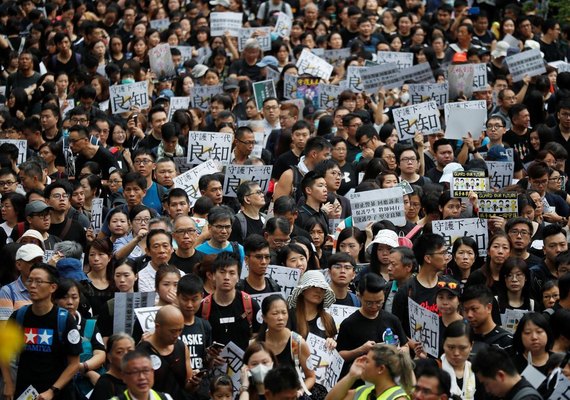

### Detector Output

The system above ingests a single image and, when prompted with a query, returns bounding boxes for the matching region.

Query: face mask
[270,32,279,42]
[249,363,273,384]
[400,92,410,104]
[122,78,135,84]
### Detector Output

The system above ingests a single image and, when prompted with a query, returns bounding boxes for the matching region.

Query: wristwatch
[50,386,61,397]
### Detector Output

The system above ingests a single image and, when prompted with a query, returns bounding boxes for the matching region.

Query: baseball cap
[256,55,278,68]
[191,64,208,79]
[25,201,53,217]
[15,244,44,262]
[439,162,464,184]
[436,277,461,297]
[491,41,509,58]
[223,77,239,91]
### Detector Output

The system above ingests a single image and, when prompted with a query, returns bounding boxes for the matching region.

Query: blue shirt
[196,241,245,265]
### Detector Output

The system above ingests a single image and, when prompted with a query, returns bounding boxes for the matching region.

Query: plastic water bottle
[383,328,398,345]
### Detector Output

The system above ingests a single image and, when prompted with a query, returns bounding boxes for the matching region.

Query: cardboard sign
[90,198,104,234]
[296,49,333,80]
[189,84,223,111]
[222,165,272,197]
[149,43,176,79]
[432,218,488,258]
[253,79,277,110]
[360,63,402,92]
[149,18,169,31]
[444,100,487,125]
[398,63,435,83]
[346,66,364,92]
[348,187,406,228]
[113,292,156,334]
[134,306,160,333]
[274,12,292,38]
[238,27,272,51]
[487,161,515,189]
[451,171,488,197]
[376,51,414,69]
[478,192,518,219]
[0,139,27,164]
[296,76,320,107]
[186,132,233,165]
[173,45,193,62]
[318,83,342,110]
[216,341,245,396]
[393,101,441,140]
[210,12,243,37]
[283,74,298,99]
[306,333,345,391]
[323,48,351,66]
[167,96,191,121]
[448,64,475,99]
[409,83,448,109]
[325,304,359,330]
[506,48,546,82]
[408,298,439,358]
[109,81,150,114]
[472,63,488,92]
[173,159,220,206]
[445,107,487,139]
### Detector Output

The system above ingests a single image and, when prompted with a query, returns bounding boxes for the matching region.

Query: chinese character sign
[0,139,27,164]
[487,161,515,190]
[318,83,342,110]
[110,81,150,114]
[253,79,277,110]
[451,171,488,198]
[187,132,233,165]
[360,63,402,93]
[283,74,298,99]
[376,51,414,69]
[323,48,351,66]
[274,12,292,38]
[172,45,193,62]
[113,292,156,335]
[398,63,435,83]
[134,306,160,333]
[90,198,104,234]
[448,64,475,100]
[296,77,320,107]
[296,49,333,80]
[223,165,273,197]
[408,298,440,358]
[409,83,449,109]
[265,265,301,297]
[506,49,546,82]
[432,218,488,258]
[392,101,441,140]
[348,188,406,229]
[346,66,364,92]
[472,63,488,91]
[209,12,243,37]
[478,192,518,219]
[325,304,359,330]
[190,84,223,111]
[173,159,220,206]
[238,27,272,51]
[149,18,169,31]
[167,97,191,121]
[306,333,345,391]
[149,43,176,80]
[444,100,487,125]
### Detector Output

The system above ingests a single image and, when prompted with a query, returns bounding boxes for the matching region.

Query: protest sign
[448,64,475,99]
[149,18,169,31]
[487,161,515,189]
[210,12,243,36]
[0,139,27,164]
[266,265,301,297]
[445,107,487,139]
[186,132,233,165]
[109,81,149,114]
[478,192,518,219]
[409,83,448,109]
[506,48,547,82]
[90,198,104,234]
[408,298,439,358]
[392,101,441,140]
[296,49,333,80]
[216,342,245,397]
[397,180,414,195]
[306,333,345,391]
[547,370,570,400]
[503,308,529,333]
[432,218,488,258]
[360,63,402,92]
[134,306,160,333]
[190,84,223,111]
[266,67,280,84]
[238,27,272,51]
[348,187,406,228]
[346,66,364,92]
[167,96,191,121]
[398,62,435,83]
[222,165,273,197]
[172,157,193,174]
[444,100,487,125]
[451,171,488,197]
[472,63,488,91]
[60,98,75,117]
[376,51,414,69]
[173,160,220,206]
[195,47,212,64]
[173,45,193,62]
[113,292,156,334]
[503,33,520,48]
[274,12,292,38]
[549,61,570,73]
[297,76,320,106]
[318,83,342,109]
[326,304,359,330]
[149,43,176,79]
[283,74,298,99]
[253,79,277,110]
[16,386,39,400]
[323,48,351,66]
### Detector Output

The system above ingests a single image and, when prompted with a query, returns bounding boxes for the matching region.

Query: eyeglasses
[123,369,153,376]
[359,138,372,149]
[251,254,271,260]
[509,229,530,237]
[246,190,264,196]
[212,224,232,231]
[271,238,290,245]
[0,180,16,186]
[363,300,384,307]
[331,264,354,270]
[50,193,69,199]
[70,117,88,124]
[31,212,50,219]
[401,157,417,163]
[328,170,342,177]
[437,281,458,290]
[559,112,570,119]
[69,137,86,144]
[25,279,53,286]
[237,139,256,146]
[532,179,548,186]
[174,228,197,235]
[486,124,504,130]
[412,386,440,397]
[109,180,123,184]
[429,249,450,257]
[549,176,562,182]
[133,217,151,223]
[507,273,525,281]
[134,159,153,165]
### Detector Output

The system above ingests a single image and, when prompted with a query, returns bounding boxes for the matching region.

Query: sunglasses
[437,281,458,290]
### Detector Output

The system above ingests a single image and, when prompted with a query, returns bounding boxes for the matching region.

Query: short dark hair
[207,205,235,225]
[273,196,297,215]
[264,365,301,394]
[301,171,325,196]
[413,233,446,266]
[244,234,269,255]
[44,180,72,198]
[30,263,59,286]
[177,273,204,296]
[145,229,172,249]
[121,350,151,371]
[461,284,493,304]
[212,252,239,273]
[263,217,290,235]
[513,312,552,355]
[305,136,332,155]
[472,346,518,378]
[432,139,453,153]
[414,366,452,397]
[236,181,260,205]
[198,174,222,192]
[504,217,532,234]
[357,272,385,295]
[527,161,549,179]
[327,252,356,268]
[123,172,147,190]
[166,188,189,205]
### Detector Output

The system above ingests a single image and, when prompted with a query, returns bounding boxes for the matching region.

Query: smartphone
[132,114,138,124]
[468,6,480,15]
[195,370,208,378]
[209,341,225,350]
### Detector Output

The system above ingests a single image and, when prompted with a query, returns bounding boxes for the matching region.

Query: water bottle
[383,328,398,345]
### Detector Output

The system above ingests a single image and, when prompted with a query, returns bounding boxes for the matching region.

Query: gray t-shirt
[256,0,293,22]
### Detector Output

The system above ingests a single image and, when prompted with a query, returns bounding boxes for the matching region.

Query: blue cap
[256,56,278,68]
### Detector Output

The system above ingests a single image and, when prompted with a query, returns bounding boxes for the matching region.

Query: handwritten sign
[172,45,193,62]
[296,49,333,80]
[149,43,176,79]
[173,160,220,206]
[113,292,156,335]
[0,139,27,164]
[445,107,487,139]
[444,100,486,125]
[90,198,104,234]
[376,51,414,69]
[409,83,448,109]
[398,63,434,83]
[134,306,160,333]
[210,12,243,37]
[190,84,223,111]
[325,304,359,330]
[306,333,345,391]
[242,265,301,298]
[318,83,342,110]
[478,192,518,219]
[238,27,272,51]
[109,81,149,114]
[186,132,233,165]
[487,161,515,189]
[472,63,488,91]
[274,12,292,38]
[283,74,298,99]
[448,64,475,99]
[346,66,364,92]
[222,164,272,197]
[393,101,441,140]
[167,96,191,121]
[408,298,439,358]
[253,79,277,110]
[360,63,402,92]
[348,187,406,228]
[149,18,170,31]
[451,171,488,197]
[216,341,245,396]
[432,218,488,258]
[323,48,351,66]
[506,49,546,82]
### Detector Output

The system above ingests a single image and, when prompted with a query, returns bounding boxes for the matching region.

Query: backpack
[235,211,267,241]
[263,1,286,25]
[290,165,305,203]
[15,305,68,343]
[511,386,541,400]
[201,291,253,329]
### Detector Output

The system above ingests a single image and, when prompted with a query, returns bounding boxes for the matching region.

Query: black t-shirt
[273,150,300,179]
[82,281,115,318]
[180,317,212,370]
[334,292,359,306]
[229,59,262,82]
[471,325,513,356]
[169,250,205,274]
[48,217,87,249]
[229,213,265,242]
[198,291,261,351]
[425,167,443,184]
[503,130,531,163]
[10,306,83,397]
[74,146,119,180]
[138,133,161,151]
[392,276,439,338]
[338,162,357,195]
[237,277,282,295]
[90,373,126,400]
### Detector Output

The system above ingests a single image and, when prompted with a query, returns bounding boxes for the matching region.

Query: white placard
[549,61,570,73]
[60,98,75,118]
[408,298,439,358]
[323,48,351,66]
[393,101,441,140]
[149,18,170,31]
[0,139,27,164]
[346,66,364,92]
[16,385,39,400]
[472,63,488,91]
[283,74,298,99]
[432,218,488,258]
[325,304,359,330]
[317,83,342,109]
[90,198,104,234]
[450,171,488,198]
[448,64,474,99]
[113,292,156,334]
[360,63,402,92]
[445,107,487,139]
[109,81,150,114]
[502,308,529,333]
[487,161,515,189]
[398,62,435,83]
[348,187,406,228]
[296,49,333,80]
[186,131,233,165]
[222,164,273,197]
[210,12,243,37]
[521,362,546,389]
[376,51,414,69]
[217,341,245,396]
[173,45,193,62]
[238,27,272,51]
[189,84,223,111]
[409,83,448,109]
[506,48,546,82]
[503,33,520,48]
[173,159,221,206]
[443,100,487,125]
[266,67,280,84]
[306,333,345,391]
[238,265,301,297]
[134,306,160,333]
[274,12,292,38]
[167,96,191,121]
[548,370,570,400]
[149,43,176,79]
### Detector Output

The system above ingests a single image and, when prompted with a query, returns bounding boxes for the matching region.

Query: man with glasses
[133,148,167,215]
[355,124,382,160]
[384,247,416,313]
[411,366,452,400]
[2,263,82,400]
[232,126,256,165]
[491,88,517,130]
[327,253,359,306]
[0,168,21,198]
[263,217,292,263]
[530,224,568,300]
[45,181,86,248]
[505,217,542,268]
[528,161,569,223]
[70,125,118,181]
[170,215,204,273]
[398,146,431,187]
[231,181,266,242]
[261,97,281,134]
[237,235,281,294]
[196,206,245,265]
[504,104,532,162]
[13,201,61,249]
[337,273,408,377]
[342,114,363,163]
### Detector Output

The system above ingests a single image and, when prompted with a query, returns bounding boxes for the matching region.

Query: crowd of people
[0,0,569,398]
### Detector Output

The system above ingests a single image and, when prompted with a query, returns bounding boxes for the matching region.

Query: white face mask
[400,92,410,104]
[249,363,273,384]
